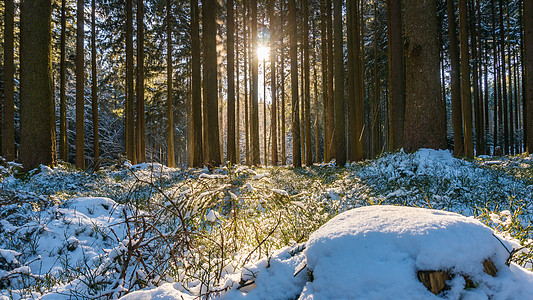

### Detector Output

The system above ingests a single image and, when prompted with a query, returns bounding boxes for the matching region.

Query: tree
[333,0,345,166]
[386,0,405,152]
[59,0,68,161]
[403,0,446,151]
[525,0,533,152]
[325,0,334,160]
[136,0,146,162]
[3,0,14,161]
[347,0,363,162]
[320,0,328,162]
[269,0,278,165]
[202,0,221,166]
[289,0,301,167]
[19,0,57,170]
[126,0,136,164]
[191,0,203,167]
[303,0,312,165]
[251,0,260,165]
[76,0,85,169]
[446,0,464,156]
[167,0,175,167]
[227,0,237,164]
[459,0,474,157]
[92,0,99,170]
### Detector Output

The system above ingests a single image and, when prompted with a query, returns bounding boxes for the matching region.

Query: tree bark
[525,0,533,152]
[76,0,85,169]
[191,0,203,167]
[403,0,446,152]
[59,0,68,162]
[202,0,221,166]
[250,0,260,165]
[136,0,146,162]
[459,0,474,157]
[3,0,14,161]
[269,0,278,166]
[227,0,237,164]
[126,0,136,164]
[20,0,57,170]
[92,0,99,170]
[289,0,301,167]
[326,0,335,160]
[167,0,175,167]
[303,0,312,165]
[333,0,345,166]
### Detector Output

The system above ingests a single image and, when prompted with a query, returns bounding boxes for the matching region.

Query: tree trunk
[269,0,278,166]
[469,0,482,156]
[302,0,312,166]
[326,0,335,160]
[3,0,14,161]
[136,0,146,162]
[372,1,379,158]
[20,0,57,170]
[250,0,260,165]
[191,0,203,167]
[227,0,237,164]
[386,0,405,153]
[403,0,446,151]
[280,0,286,165]
[289,0,301,167]
[321,0,328,162]
[91,0,99,170]
[446,0,464,156]
[459,0,474,157]
[244,2,250,165]
[126,0,136,164]
[202,0,221,166]
[167,0,175,167]
[333,0,345,166]
[525,0,533,152]
[59,0,68,162]
[76,0,85,169]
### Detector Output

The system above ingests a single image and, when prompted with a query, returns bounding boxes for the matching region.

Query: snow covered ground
[0,149,532,299]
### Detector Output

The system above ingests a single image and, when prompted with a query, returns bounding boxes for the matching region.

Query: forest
[2,0,533,299]
[0,0,531,170]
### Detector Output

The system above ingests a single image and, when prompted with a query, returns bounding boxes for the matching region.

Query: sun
[257,45,270,61]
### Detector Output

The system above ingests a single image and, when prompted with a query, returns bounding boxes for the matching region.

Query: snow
[120,206,533,300]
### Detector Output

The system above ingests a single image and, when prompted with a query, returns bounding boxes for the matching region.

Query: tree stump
[417,270,450,295]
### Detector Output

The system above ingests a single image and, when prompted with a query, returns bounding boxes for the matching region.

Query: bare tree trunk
[227,0,237,164]
[3,0,15,161]
[244,2,250,165]
[280,0,287,165]
[167,0,175,167]
[289,0,301,167]
[20,0,57,170]
[269,0,278,165]
[76,0,85,169]
[459,0,474,157]
[326,0,335,160]
[251,0,260,165]
[333,0,345,166]
[191,0,203,167]
[91,0,99,170]
[403,0,446,152]
[59,0,68,162]
[126,0,136,164]
[136,0,146,162]
[525,0,533,152]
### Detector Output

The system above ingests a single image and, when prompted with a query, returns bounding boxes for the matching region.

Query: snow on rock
[299,205,533,299]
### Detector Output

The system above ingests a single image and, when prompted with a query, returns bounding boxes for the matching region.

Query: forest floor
[0,149,533,299]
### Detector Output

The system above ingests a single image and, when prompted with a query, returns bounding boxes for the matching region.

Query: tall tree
[459,0,474,157]
[227,0,237,164]
[126,0,136,164]
[19,0,57,170]
[386,0,405,152]
[76,0,85,169]
[167,0,175,167]
[321,0,328,162]
[289,0,301,167]
[269,0,278,165]
[403,0,446,151]
[191,0,203,167]
[59,0,68,161]
[333,0,345,166]
[251,0,260,165]
[91,0,99,170]
[280,0,286,165]
[303,0,312,165]
[525,0,533,152]
[136,0,146,162]
[202,0,221,166]
[325,0,335,160]
[3,0,15,161]
[446,0,464,156]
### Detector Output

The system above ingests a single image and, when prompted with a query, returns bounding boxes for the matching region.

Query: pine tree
[333,0,345,166]
[76,0,85,169]
[3,0,15,161]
